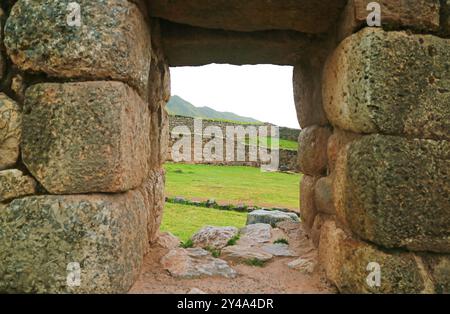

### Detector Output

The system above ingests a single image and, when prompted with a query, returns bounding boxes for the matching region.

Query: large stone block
[149,106,169,170]
[297,126,331,176]
[314,176,335,215]
[319,221,437,293]
[323,28,450,140]
[300,175,318,230]
[149,0,347,34]
[161,21,323,66]
[139,168,165,244]
[444,0,450,35]
[327,128,362,173]
[0,169,37,202]
[337,0,441,42]
[5,0,151,98]
[334,134,450,253]
[293,60,328,128]
[22,82,150,194]
[0,8,5,82]
[422,254,450,294]
[0,190,148,293]
[0,93,21,170]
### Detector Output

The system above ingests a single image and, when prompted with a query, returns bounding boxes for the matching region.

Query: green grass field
[160,202,248,242]
[244,136,298,151]
[165,163,301,209]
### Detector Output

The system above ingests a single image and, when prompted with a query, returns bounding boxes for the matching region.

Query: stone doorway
[0,1,448,294]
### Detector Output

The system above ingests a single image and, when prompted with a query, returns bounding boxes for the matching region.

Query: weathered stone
[293,60,328,128]
[139,169,166,244]
[5,0,151,98]
[314,177,335,215]
[191,226,239,250]
[22,82,150,194]
[310,214,328,248]
[149,0,347,34]
[149,106,169,169]
[0,93,21,170]
[300,175,318,230]
[323,28,450,140]
[221,245,273,263]
[0,169,37,202]
[0,8,4,82]
[161,248,237,279]
[261,244,297,257]
[327,128,362,173]
[444,1,450,35]
[0,191,148,293]
[287,257,317,274]
[161,21,324,66]
[240,223,272,244]
[155,232,181,250]
[334,134,450,253]
[188,288,206,294]
[247,210,299,227]
[337,0,441,42]
[422,255,450,293]
[319,221,434,293]
[298,126,331,176]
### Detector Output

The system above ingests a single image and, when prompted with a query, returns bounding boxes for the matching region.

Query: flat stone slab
[221,245,273,263]
[240,223,272,243]
[261,244,297,257]
[161,248,237,279]
[247,210,299,227]
[192,226,239,249]
[287,257,316,275]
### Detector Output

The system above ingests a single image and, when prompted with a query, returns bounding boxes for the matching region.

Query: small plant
[244,258,266,267]
[180,239,194,248]
[226,234,240,246]
[205,246,221,258]
[274,238,289,245]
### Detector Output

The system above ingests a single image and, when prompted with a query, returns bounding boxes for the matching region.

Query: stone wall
[296,0,449,293]
[0,0,448,294]
[168,115,299,171]
[0,0,169,293]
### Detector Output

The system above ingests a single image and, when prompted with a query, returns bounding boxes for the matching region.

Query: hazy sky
[170,64,299,129]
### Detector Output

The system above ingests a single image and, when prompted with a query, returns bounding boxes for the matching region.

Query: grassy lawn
[160,202,247,242]
[165,163,301,210]
[244,136,298,151]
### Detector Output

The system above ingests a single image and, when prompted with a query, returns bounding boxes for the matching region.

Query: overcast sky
[170,64,299,129]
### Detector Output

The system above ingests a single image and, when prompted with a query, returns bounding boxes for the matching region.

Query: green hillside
[167,95,261,124]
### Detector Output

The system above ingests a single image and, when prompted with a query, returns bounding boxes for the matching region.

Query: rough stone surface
[319,221,434,293]
[445,1,450,35]
[327,128,362,172]
[298,126,331,176]
[334,134,450,253]
[0,93,21,170]
[22,82,150,194]
[161,21,324,66]
[191,226,239,250]
[0,191,148,293]
[261,244,297,257]
[422,255,450,293]
[287,257,316,274]
[310,214,330,248]
[161,248,237,279]
[240,223,272,243]
[139,169,166,244]
[5,0,151,98]
[0,8,4,82]
[293,60,328,128]
[0,169,37,202]
[155,232,181,250]
[314,177,335,215]
[149,0,347,34]
[300,175,318,230]
[337,0,441,42]
[323,28,450,140]
[221,245,273,263]
[247,210,299,227]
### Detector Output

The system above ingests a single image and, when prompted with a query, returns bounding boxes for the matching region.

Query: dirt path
[130,223,336,294]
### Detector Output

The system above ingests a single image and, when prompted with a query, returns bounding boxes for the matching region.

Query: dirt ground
[130,223,336,294]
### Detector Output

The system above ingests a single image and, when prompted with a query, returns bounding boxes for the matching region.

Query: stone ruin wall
[167,115,299,171]
[0,0,449,293]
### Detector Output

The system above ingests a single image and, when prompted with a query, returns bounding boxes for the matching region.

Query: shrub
[244,258,266,267]
[274,238,289,245]
[180,239,194,248]
[226,234,240,246]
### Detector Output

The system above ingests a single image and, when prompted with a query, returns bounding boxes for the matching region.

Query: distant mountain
[167,95,261,124]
